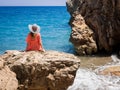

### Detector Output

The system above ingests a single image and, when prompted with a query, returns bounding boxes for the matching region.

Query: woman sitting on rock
[26,24,45,52]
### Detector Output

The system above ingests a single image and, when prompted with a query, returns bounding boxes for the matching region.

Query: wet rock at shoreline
[0,50,80,90]
[99,65,120,76]
[66,0,120,55]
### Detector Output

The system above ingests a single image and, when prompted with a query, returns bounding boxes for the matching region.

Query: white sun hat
[28,24,40,33]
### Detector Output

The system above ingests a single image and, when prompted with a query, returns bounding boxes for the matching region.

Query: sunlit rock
[1,50,80,90]
[0,57,18,90]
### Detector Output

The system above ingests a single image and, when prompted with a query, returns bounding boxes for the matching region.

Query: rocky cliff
[66,0,120,55]
[0,50,80,90]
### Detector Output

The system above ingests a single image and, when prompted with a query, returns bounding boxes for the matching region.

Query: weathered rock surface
[0,50,80,90]
[66,0,120,55]
[69,13,97,55]
[0,57,18,90]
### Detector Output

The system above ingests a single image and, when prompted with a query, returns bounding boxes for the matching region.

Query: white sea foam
[67,54,120,90]
[67,68,120,90]
[111,54,120,62]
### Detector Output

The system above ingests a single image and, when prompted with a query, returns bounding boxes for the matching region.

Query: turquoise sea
[0,6,74,54]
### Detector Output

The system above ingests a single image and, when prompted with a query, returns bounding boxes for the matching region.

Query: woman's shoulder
[36,33,41,37]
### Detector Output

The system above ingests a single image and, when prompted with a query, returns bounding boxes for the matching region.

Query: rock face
[0,50,80,90]
[66,0,120,55]
[0,57,18,90]
[69,13,97,55]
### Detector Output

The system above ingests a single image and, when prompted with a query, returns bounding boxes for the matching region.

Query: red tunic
[26,33,42,51]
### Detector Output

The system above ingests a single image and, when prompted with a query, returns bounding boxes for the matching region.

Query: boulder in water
[99,65,120,76]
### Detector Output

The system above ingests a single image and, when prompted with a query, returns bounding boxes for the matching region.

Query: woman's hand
[42,49,45,52]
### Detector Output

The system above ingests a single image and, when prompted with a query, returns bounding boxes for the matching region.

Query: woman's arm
[38,34,45,52]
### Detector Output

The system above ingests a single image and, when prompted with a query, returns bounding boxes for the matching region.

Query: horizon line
[0,5,66,7]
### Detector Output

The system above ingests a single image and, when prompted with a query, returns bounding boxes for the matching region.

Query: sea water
[0,6,74,54]
[2,6,119,90]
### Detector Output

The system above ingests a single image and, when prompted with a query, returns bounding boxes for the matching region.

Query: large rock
[0,57,18,90]
[1,50,80,90]
[66,0,120,55]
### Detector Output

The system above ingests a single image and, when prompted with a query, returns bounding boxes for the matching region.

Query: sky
[0,0,66,6]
